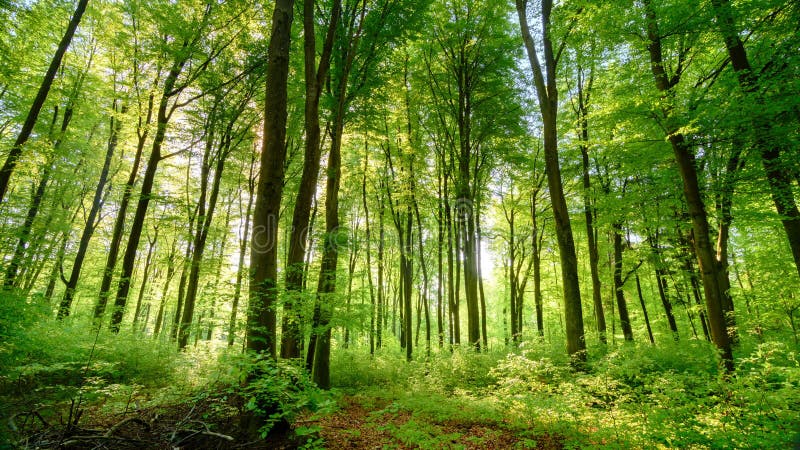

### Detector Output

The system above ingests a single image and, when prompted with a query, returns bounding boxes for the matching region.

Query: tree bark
[517,0,586,362]
[612,222,633,341]
[0,0,89,204]
[247,0,295,358]
[643,0,733,371]
[710,0,800,280]
[58,100,122,318]
[281,0,341,359]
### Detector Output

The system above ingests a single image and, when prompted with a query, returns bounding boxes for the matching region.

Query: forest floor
[296,394,563,449]
[6,392,562,449]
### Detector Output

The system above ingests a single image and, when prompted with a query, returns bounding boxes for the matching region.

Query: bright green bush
[232,354,334,438]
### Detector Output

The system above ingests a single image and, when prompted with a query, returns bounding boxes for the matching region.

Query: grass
[327,338,800,449]
[2,294,799,449]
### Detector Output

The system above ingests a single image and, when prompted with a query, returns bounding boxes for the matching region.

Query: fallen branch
[105,416,151,437]
[8,410,50,432]
[60,434,152,446]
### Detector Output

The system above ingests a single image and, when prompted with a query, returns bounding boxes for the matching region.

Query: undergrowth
[3,292,799,449]
[329,338,800,449]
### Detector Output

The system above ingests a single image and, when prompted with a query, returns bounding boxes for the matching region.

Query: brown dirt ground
[8,394,562,449]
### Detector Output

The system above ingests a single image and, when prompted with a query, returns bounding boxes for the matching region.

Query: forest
[1,0,799,448]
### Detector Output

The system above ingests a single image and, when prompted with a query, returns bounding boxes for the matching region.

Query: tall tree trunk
[531,190,545,338]
[247,0,295,358]
[612,222,633,341]
[507,206,519,343]
[376,188,385,349]
[153,239,178,338]
[648,234,679,339]
[5,104,73,287]
[635,272,655,344]
[58,100,122,318]
[110,50,189,332]
[714,144,743,342]
[710,0,800,280]
[475,198,488,351]
[517,0,586,362]
[171,217,196,340]
[308,1,366,381]
[643,0,733,371]
[132,229,157,331]
[228,152,256,347]
[310,101,345,389]
[95,90,153,323]
[445,178,459,345]
[179,116,230,350]
[577,87,606,344]
[436,159,445,348]
[0,0,89,204]
[281,0,341,359]
[362,145,376,355]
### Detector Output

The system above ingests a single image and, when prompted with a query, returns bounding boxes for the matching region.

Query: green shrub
[234,354,334,438]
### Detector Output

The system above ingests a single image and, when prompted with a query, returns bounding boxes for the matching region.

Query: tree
[280,0,341,360]
[0,0,89,205]
[516,0,586,362]
[426,0,521,351]
[248,0,295,358]
[110,0,244,332]
[640,0,733,372]
[709,0,800,281]
[57,94,123,319]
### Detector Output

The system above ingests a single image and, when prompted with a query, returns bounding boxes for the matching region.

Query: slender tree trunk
[310,102,345,389]
[153,240,177,338]
[508,207,519,343]
[445,180,459,345]
[132,229,157,331]
[344,221,359,349]
[179,102,235,349]
[649,235,679,339]
[579,113,606,344]
[0,0,89,203]
[95,91,153,323]
[710,0,800,280]
[635,272,655,344]
[281,0,341,359]
[247,0,295,358]
[531,192,545,338]
[517,0,586,362]
[412,160,431,356]
[58,101,122,318]
[110,52,188,332]
[362,145,376,355]
[5,104,73,287]
[643,0,733,371]
[376,189,385,349]
[436,162,445,348]
[228,153,256,347]
[171,220,196,340]
[475,198,488,351]
[612,223,634,342]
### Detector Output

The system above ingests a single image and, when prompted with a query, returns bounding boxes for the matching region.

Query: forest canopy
[1,0,799,448]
